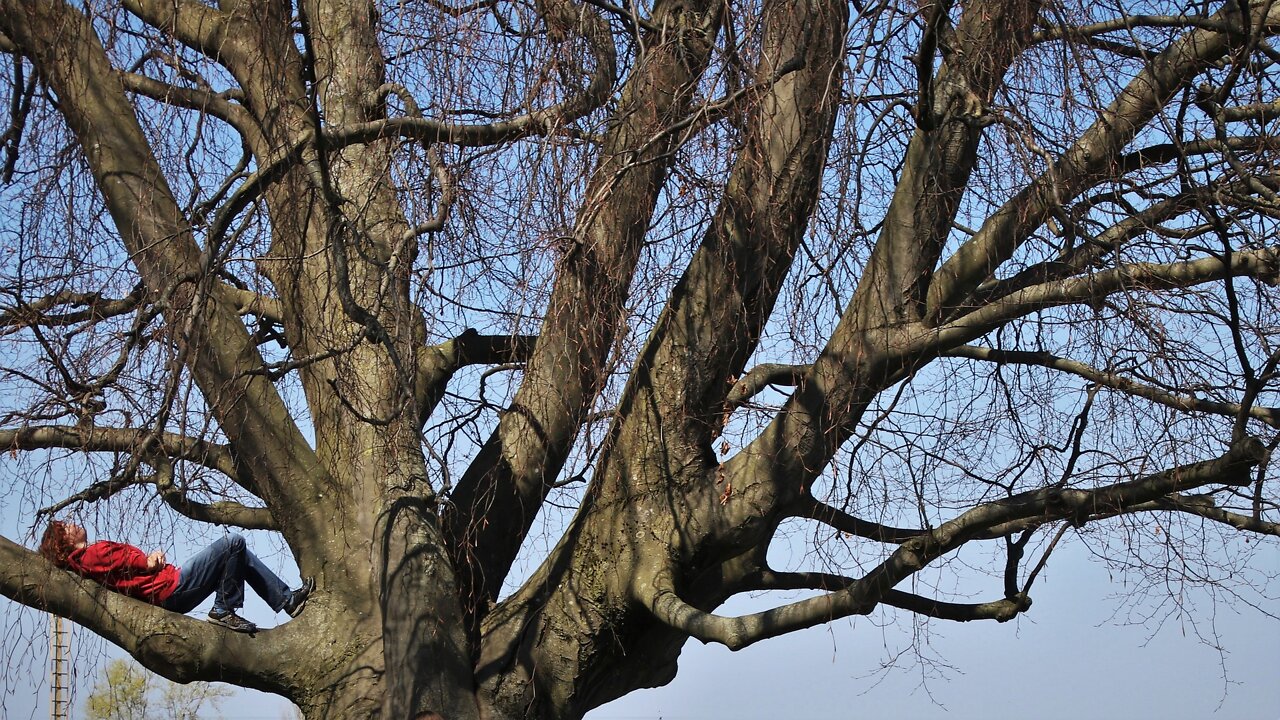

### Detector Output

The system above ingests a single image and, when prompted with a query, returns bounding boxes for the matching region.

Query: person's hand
[146,550,167,571]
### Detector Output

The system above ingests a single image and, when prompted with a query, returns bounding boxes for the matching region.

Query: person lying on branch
[39,520,314,633]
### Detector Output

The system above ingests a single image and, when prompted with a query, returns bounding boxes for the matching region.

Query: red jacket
[67,541,179,604]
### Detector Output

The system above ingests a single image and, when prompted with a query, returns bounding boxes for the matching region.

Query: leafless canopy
[0,0,1277,717]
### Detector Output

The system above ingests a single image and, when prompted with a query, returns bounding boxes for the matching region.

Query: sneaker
[208,609,257,633]
[282,577,315,618]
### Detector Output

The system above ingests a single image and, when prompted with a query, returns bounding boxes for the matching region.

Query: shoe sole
[208,615,257,633]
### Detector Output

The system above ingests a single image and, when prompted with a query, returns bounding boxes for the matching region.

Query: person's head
[39,520,87,567]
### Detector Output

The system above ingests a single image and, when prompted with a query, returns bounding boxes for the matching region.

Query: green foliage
[84,658,232,720]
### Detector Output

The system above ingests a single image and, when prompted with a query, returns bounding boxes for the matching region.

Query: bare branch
[120,0,235,64]
[579,0,659,32]
[925,0,1280,322]
[149,457,276,530]
[116,69,257,139]
[38,474,145,517]
[0,286,145,332]
[935,246,1280,347]
[725,364,809,409]
[744,569,1031,622]
[638,440,1265,650]
[1,0,327,528]
[443,0,722,622]
[794,495,924,543]
[1222,98,1280,122]
[1033,14,1241,43]
[0,425,239,479]
[943,345,1280,428]
[416,330,536,423]
[219,286,284,325]
[401,146,456,241]
[1135,493,1280,535]
[881,589,1031,622]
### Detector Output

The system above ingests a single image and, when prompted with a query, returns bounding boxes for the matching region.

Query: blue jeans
[162,534,290,614]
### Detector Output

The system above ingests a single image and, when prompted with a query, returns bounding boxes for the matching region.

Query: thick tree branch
[590,0,849,571]
[116,69,257,140]
[965,190,1201,307]
[329,0,615,151]
[882,588,1031,622]
[925,0,1280,322]
[850,0,1041,328]
[0,286,145,332]
[725,364,809,410]
[943,345,1280,428]
[0,536,309,692]
[444,0,722,621]
[638,439,1264,650]
[120,0,236,65]
[1222,98,1280,122]
[0,425,239,479]
[935,246,1280,347]
[1135,493,1280,535]
[325,104,601,149]
[794,495,924,543]
[146,457,276,530]
[416,330,536,426]
[744,569,1031,622]
[219,286,284,325]
[967,173,1279,312]
[1032,13,1242,43]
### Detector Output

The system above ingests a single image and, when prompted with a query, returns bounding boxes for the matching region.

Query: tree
[0,0,1277,717]
[86,658,231,720]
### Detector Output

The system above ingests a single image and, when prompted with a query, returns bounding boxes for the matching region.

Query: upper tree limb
[924,0,1280,323]
[637,439,1265,650]
[0,0,328,532]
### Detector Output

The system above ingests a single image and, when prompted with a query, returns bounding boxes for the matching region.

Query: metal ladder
[49,614,70,720]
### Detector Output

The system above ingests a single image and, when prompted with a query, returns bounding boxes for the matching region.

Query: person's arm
[75,541,159,576]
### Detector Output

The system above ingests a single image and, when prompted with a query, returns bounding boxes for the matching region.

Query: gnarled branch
[638,439,1265,650]
[935,245,1280,348]
[1,425,239,479]
[0,286,145,332]
[725,364,809,410]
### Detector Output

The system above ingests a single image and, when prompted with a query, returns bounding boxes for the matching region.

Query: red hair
[39,521,77,567]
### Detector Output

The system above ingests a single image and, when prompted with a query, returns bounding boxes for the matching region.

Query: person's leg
[162,535,245,614]
[241,547,291,611]
[215,534,247,613]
